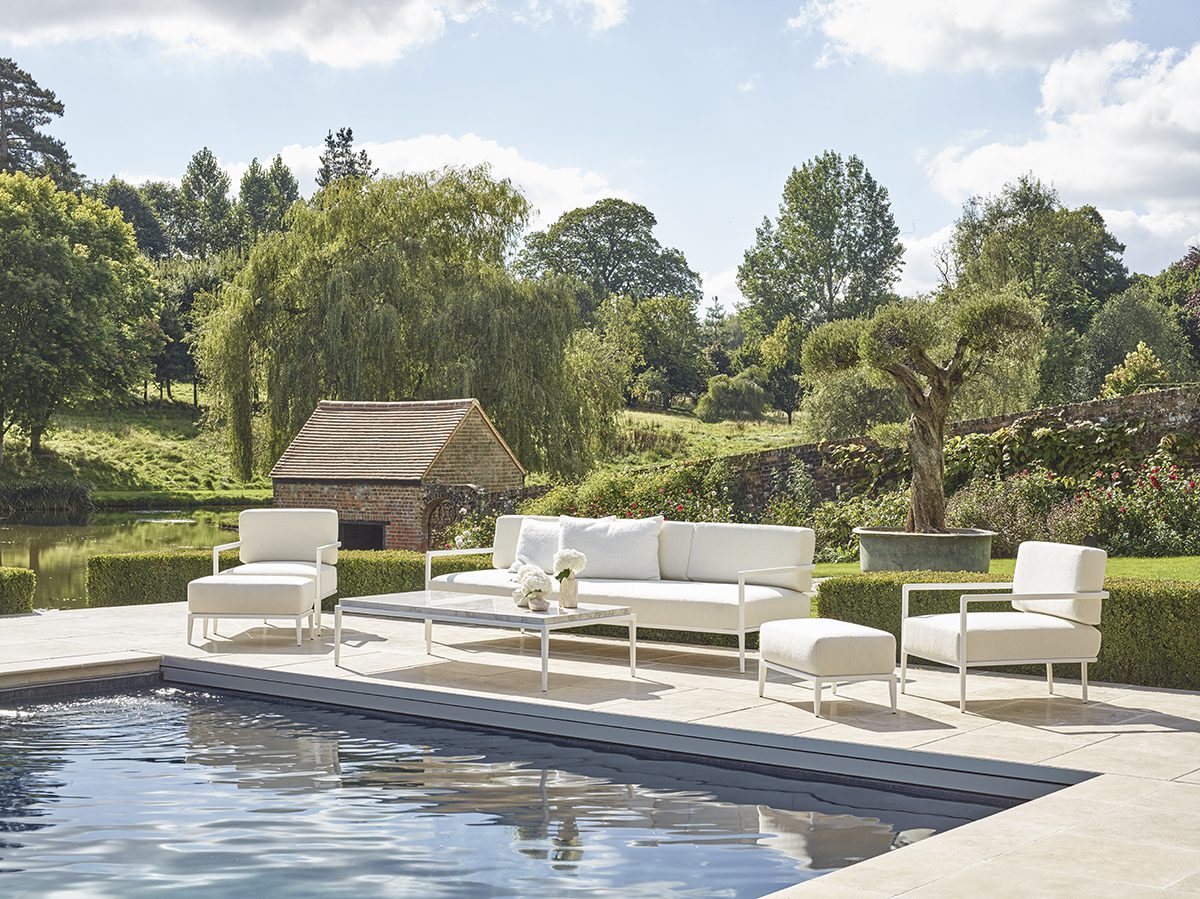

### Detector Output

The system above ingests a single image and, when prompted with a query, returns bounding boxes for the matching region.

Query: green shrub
[0,480,93,516]
[811,489,910,563]
[86,550,491,611]
[0,567,36,615]
[817,571,1200,691]
[695,371,766,423]
[947,471,1099,556]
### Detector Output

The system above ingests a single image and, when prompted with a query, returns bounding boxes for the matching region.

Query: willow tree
[196,166,615,478]
[802,288,1043,532]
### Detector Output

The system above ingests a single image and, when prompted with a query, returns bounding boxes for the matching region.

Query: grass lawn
[814,556,1200,581]
[0,399,270,507]
[603,408,803,468]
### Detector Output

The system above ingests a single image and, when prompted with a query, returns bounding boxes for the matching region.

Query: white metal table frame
[334,597,637,692]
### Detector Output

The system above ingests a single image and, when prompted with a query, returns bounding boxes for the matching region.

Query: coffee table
[333,590,637,692]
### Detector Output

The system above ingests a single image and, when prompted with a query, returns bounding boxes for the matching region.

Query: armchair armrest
[901,581,1014,620]
[213,540,241,575]
[314,541,341,598]
[424,546,495,589]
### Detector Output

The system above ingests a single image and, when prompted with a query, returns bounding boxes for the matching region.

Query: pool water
[0,689,1002,898]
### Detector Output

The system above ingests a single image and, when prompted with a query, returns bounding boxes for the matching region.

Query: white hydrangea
[517,566,554,596]
[552,548,587,579]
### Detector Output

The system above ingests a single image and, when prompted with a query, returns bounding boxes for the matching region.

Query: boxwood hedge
[86,550,492,611]
[817,570,1200,691]
[0,567,36,615]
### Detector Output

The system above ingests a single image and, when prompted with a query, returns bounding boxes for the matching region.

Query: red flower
[1150,475,1162,490]
[676,503,684,511]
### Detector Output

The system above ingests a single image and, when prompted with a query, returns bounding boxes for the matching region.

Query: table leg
[540,628,550,692]
[425,618,433,654]
[334,607,343,667]
[628,614,637,678]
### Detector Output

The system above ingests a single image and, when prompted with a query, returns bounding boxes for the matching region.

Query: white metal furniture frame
[900,582,1108,713]
[212,537,340,637]
[187,599,318,646]
[425,548,814,673]
[759,659,897,717]
[335,589,637,692]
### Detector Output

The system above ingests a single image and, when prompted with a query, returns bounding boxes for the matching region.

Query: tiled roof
[270,399,521,481]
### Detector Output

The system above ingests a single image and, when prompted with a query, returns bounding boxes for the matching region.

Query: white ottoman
[187,574,318,646]
[758,618,897,717]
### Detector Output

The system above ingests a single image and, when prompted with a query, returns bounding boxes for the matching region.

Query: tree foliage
[1146,245,1200,362]
[695,371,766,423]
[758,315,805,424]
[1098,341,1172,399]
[803,287,1043,531]
[0,58,77,189]
[236,155,300,242]
[597,294,705,407]
[0,173,159,454]
[178,148,235,258]
[315,127,377,187]
[98,177,171,259]
[517,199,701,317]
[738,151,903,333]
[197,167,616,478]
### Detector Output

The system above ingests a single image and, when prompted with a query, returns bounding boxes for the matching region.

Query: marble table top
[337,590,633,626]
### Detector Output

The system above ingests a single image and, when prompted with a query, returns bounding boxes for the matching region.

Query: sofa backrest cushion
[658,521,695,581]
[560,515,663,580]
[492,515,556,570]
[1011,541,1107,625]
[240,509,339,564]
[508,517,562,572]
[686,523,814,592]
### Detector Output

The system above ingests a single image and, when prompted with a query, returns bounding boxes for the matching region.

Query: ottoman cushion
[761,618,896,677]
[188,574,315,616]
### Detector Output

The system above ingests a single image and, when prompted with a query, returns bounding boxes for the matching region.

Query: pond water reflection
[0,509,240,610]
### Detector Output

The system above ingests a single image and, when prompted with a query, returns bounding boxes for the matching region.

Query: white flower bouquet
[552,548,587,582]
[513,564,554,610]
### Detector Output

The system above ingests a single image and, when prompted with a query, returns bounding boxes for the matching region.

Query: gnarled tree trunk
[905,383,952,533]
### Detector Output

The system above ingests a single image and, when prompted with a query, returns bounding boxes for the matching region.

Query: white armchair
[900,541,1108,712]
[215,509,341,633]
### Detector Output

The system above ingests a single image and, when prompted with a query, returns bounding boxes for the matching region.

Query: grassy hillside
[603,409,804,468]
[0,400,271,507]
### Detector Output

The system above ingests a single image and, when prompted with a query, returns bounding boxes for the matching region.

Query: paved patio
[3,601,1200,896]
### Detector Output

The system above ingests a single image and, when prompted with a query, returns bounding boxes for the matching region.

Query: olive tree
[802,289,1043,532]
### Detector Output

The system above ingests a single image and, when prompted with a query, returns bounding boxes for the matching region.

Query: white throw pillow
[508,518,560,573]
[559,515,663,580]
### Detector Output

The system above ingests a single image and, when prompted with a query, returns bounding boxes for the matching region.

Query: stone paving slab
[2,601,1200,896]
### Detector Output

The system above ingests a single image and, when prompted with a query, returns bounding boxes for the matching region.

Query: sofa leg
[295,618,303,646]
[738,631,746,674]
[758,662,767,698]
[959,664,967,713]
[889,676,897,713]
[900,652,908,694]
[1047,663,1054,695]
[203,617,209,639]
[1081,662,1089,704]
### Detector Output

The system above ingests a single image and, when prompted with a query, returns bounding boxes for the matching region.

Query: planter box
[853,527,995,573]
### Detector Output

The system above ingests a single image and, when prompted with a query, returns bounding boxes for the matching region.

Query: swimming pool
[0,688,1003,897]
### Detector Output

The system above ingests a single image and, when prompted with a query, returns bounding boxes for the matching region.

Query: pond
[0,509,242,610]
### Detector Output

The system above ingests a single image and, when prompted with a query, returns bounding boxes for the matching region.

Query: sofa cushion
[1011,541,1107,625]
[560,516,662,580]
[576,578,808,630]
[658,521,695,581]
[508,517,560,573]
[761,619,896,677]
[239,509,339,564]
[432,568,516,595]
[491,515,557,570]
[225,562,338,594]
[686,523,814,592]
[187,574,315,615]
[903,611,1102,665]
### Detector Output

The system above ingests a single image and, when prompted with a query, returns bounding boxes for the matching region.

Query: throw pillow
[559,515,663,580]
[508,518,560,573]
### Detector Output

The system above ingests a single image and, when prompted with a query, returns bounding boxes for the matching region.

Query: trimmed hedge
[86,550,492,610]
[817,571,1200,691]
[0,567,36,615]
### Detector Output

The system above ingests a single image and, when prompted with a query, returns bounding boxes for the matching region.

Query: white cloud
[699,268,746,311]
[927,40,1200,275]
[789,0,1131,73]
[898,224,954,295]
[2,0,628,67]
[737,76,758,93]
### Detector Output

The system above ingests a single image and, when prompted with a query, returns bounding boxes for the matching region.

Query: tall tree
[942,174,1128,333]
[237,155,301,242]
[803,286,1043,532]
[315,127,377,187]
[197,167,615,478]
[0,173,159,455]
[98,177,171,259]
[266,154,300,226]
[516,198,702,318]
[738,151,903,333]
[139,180,185,255]
[598,294,706,408]
[0,58,78,189]
[178,147,235,258]
[1146,245,1200,363]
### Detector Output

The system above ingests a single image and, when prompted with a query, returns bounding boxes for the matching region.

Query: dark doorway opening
[339,521,386,550]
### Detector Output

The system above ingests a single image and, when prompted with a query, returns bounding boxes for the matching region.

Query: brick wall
[274,480,426,550]
[427,408,524,490]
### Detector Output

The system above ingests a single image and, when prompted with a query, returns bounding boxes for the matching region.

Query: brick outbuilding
[270,399,525,551]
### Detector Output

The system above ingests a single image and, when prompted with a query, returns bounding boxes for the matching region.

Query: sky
[4,0,1200,308]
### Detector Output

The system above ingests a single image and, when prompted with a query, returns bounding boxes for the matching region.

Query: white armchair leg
[900,652,908,693]
[959,664,967,713]
[813,680,823,717]
[1047,663,1054,694]
[738,631,746,673]
[758,662,767,698]
[1081,662,1089,704]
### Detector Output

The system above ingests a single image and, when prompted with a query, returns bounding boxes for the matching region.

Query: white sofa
[426,515,816,671]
